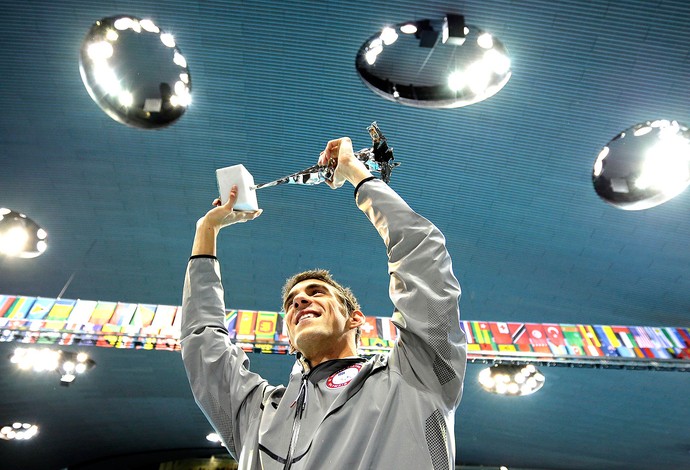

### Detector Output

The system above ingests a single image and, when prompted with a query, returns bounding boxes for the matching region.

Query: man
[181,136,466,469]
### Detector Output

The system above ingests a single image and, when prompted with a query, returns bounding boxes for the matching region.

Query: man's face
[283,279,351,354]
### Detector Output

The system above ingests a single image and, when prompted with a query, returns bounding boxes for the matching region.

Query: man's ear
[348,310,365,329]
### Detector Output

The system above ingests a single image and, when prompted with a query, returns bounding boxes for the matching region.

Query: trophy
[216,122,398,210]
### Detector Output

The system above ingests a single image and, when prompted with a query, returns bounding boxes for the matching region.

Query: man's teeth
[299,313,316,323]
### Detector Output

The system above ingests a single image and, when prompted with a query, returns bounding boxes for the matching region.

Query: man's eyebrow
[284,283,329,309]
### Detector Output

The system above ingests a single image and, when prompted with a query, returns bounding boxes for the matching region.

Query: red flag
[489,322,512,344]
[361,317,379,340]
[543,324,565,345]
[0,295,16,316]
[543,324,568,355]
[236,310,257,341]
[677,328,690,348]
[507,323,531,345]
[525,323,550,349]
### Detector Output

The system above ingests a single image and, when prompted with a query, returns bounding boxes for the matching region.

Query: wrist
[345,165,374,187]
[192,218,219,257]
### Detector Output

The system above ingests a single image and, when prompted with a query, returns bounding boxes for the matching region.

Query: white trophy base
[216,164,259,211]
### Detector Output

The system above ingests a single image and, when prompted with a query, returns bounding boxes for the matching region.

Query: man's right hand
[199,184,263,231]
[192,185,262,256]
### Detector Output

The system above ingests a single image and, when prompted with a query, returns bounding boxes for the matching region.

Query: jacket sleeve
[180,257,272,458]
[356,179,466,409]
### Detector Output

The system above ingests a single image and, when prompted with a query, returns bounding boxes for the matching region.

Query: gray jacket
[181,179,466,469]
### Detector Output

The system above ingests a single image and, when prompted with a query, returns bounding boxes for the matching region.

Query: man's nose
[293,292,311,309]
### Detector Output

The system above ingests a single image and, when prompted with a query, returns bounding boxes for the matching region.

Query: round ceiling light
[0,423,39,441]
[478,364,545,396]
[355,14,511,109]
[79,15,192,129]
[0,208,47,258]
[592,120,690,210]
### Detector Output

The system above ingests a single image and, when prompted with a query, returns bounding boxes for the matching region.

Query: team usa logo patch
[326,363,362,389]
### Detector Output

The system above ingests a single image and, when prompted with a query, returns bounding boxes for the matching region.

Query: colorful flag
[67,299,98,324]
[377,317,398,342]
[525,323,550,352]
[88,301,117,325]
[466,343,482,353]
[471,322,495,347]
[611,326,644,358]
[131,304,156,327]
[97,324,121,347]
[561,324,585,355]
[225,310,238,339]
[255,311,278,343]
[26,297,56,320]
[0,295,17,316]
[46,299,76,321]
[661,328,685,349]
[361,317,379,340]
[118,324,143,349]
[677,328,690,348]
[507,323,531,346]
[275,312,290,352]
[578,325,604,356]
[543,324,568,355]
[151,305,177,331]
[460,321,475,344]
[631,326,654,349]
[489,322,513,345]
[5,296,36,319]
[235,310,257,341]
[650,327,674,348]
[110,302,137,326]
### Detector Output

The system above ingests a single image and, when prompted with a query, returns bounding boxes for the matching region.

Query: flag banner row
[1,294,689,361]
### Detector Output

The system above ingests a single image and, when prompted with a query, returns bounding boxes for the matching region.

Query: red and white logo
[326,364,362,389]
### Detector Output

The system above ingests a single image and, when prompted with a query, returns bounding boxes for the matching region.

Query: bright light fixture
[380,27,398,46]
[139,19,160,33]
[400,24,417,34]
[10,348,96,386]
[592,119,690,210]
[478,364,545,396]
[79,15,192,129]
[160,33,176,48]
[477,32,494,49]
[0,423,39,441]
[86,41,114,60]
[356,16,511,109]
[0,209,48,258]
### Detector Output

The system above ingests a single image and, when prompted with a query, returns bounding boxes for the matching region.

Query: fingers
[226,185,239,208]
[233,209,263,223]
[322,137,352,165]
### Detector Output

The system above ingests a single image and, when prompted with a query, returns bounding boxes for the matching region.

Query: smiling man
[181,137,467,469]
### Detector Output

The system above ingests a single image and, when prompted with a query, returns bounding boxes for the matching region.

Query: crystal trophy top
[253,122,398,190]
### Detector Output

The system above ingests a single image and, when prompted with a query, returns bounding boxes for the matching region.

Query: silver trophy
[253,122,398,190]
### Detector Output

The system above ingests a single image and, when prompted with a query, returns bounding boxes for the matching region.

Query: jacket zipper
[284,374,308,470]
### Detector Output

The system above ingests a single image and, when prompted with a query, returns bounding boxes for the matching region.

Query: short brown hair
[282,269,362,346]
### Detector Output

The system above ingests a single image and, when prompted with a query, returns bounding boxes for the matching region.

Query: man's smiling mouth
[295,310,321,325]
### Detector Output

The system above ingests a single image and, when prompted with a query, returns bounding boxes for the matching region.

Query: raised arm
[180,187,267,458]
[324,137,466,410]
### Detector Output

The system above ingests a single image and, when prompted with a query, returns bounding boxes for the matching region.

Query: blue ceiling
[1,1,690,469]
